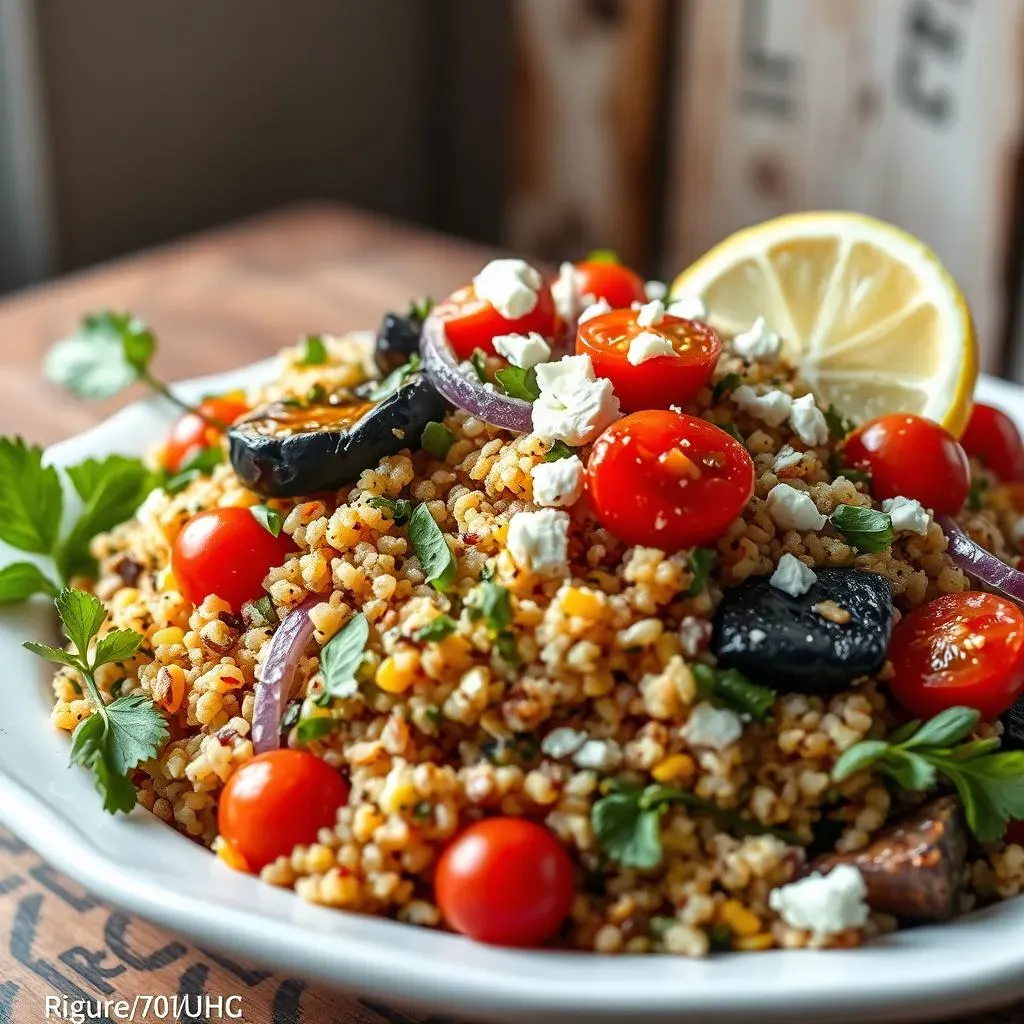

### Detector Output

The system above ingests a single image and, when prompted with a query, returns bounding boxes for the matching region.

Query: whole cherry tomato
[172,507,295,612]
[576,309,721,412]
[433,283,556,360]
[587,410,755,551]
[435,817,574,946]
[888,592,1024,720]
[960,403,1024,483]
[843,413,970,514]
[573,259,647,310]
[163,395,250,473]
[219,750,350,872]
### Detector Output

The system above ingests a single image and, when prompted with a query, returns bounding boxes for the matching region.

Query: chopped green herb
[470,349,489,383]
[712,373,741,401]
[421,421,455,460]
[494,365,540,401]
[367,496,414,523]
[691,663,775,722]
[415,614,458,643]
[296,717,337,744]
[424,705,442,727]
[412,800,432,819]
[826,452,872,488]
[543,440,576,463]
[163,445,224,495]
[320,613,369,699]
[0,562,58,604]
[824,404,857,442]
[244,595,278,628]
[468,579,517,662]
[409,503,456,591]
[684,548,715,597]
[967,475,989,512]
[297,335,328,366]
[250,504,284,538]
[829,504,893,553]
[305,383,327,404]
[408,296,434,322]
[369,353,421,401]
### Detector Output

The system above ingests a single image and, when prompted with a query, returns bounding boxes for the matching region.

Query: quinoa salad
[8,214,1024,957]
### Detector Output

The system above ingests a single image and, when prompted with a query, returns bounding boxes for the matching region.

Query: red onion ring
[252,595,319,753]
[938,515,1024,603]
[420,315,534,432]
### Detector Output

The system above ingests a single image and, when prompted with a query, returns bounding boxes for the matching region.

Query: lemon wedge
[669,212,978,437]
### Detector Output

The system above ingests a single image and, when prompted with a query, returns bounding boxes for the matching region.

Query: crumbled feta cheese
[882,496,931,536]
[540,726,588,760]
[767,483,827,531]
[551,261,580,322]
[773,445,804,472]
[472,259,542,320]
[769,865,869,936]
[636,299,665,327]
[531,455,584,507]
[732,316,781,361]
[492,331,551,369]
[770,553,818,597]
[789,394,829,446]
[733,385,793,427]
[532,354,620,445]
[666,294,706,320]
[748,628,767,645]
[627,330,676,365]
[572,738,622,771]
[506,508,570,575]
[684,703,744,751]
[578,297,612,324]
[645,280,667,301]
[678,616,709,657]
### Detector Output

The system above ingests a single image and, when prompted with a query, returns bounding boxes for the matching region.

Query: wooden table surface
[0,203,1010,1024]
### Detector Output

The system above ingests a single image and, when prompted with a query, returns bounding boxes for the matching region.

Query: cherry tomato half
[435,818,574,946]
[163,395,250,473]
[433,283,556,360]
[573,259,647,310]
[576,309,721,412]
[843,413,970,514]
[219,750,350,873]
[587,410,755,552]
[888,592,1024,720]
[172,507,295,612]
[960,403,1024,483]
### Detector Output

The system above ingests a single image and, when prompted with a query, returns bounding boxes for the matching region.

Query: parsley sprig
[833,707,1024,842]
[24,588,168,813]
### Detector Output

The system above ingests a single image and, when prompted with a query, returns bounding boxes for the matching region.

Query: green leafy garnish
[369,353,421,401]
[0,562,59,603]
[162,445,225,495]
[712,373,741,401]
[824,404,856,442]
[367,495,414,523]
[586,249,620,264]
[408,296,434,322]
[826,452,872,488]
[409,503,456,591]
[415,614,457,643]
[421,421,455,460]
[297,335,328,366]
[833,707,1024,842]
[0,438,64,555]
[296,717,337,745]
[250,504,284,538]
[543,440,576,463]
[320,613,369,699]
[24,588,168,813]
[684,548,715,597]
[829,504,893,553]
[469,349,489,384]
[691,663,775,722]
[467,579,516,662]
[243,595,278,628]
[494,366,540,401]
[967,476,989,512]
[719,422,744,444]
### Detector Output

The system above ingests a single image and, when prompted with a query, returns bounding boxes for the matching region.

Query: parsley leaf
[543,440,576,462]
[829,504,893,553]
[320,613,369,699]
[367,495,414,524]
[44,312,155,399]
[712,373,741,401]
[415,614,457,643]
[55,587,108,658]
[297,335,328,365]
[250,504,284,538]
[421,421,455,460]
[0,438,63,554]
[494,366,540,401]
[824,404,856,442]
[684,548,715,596]
[368,353,421,401]
[409,503,456,591]
[0,562,58,603]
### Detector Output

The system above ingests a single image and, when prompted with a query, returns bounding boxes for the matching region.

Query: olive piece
[1000,696,1024,749]
[228,372,445,497]
[375,312,422,374]
[711,567,893,692]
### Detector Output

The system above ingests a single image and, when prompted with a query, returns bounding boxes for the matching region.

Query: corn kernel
[561,587,603,619]
[655,632,682,667]
[155,665,187,714]
[377,656,412,694]
[157,567,177,592]
[734,933,773,952]
[651,753,696,785]
[214,836,251,873]
[718,900,762,937]
[379,777,418,815]
[152,626,185,647]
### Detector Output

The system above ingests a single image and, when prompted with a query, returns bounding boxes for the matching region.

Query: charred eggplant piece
[813,797,966,921]
[1000,696,1024,750]
[712,567,893,692]
[375,311,422,374]
[228,372,445,497]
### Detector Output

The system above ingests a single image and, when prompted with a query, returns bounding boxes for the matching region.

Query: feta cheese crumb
[551,261,580,322]
[767,483,827,531]
[492,331,551,369]
[578,297,612,324]
[683,703,744,751]
[532,354,620,445]
[636,299,665,327]
[572,738,622,771]
[882,496,931,536]
[770,553,818,597]
[748,628,767,645]
[530,455,584,507]
[472,258,542,320]
[678,616,709,657]
[773,445,804,472]
[645,280,667,301]
[769,865,869,936]
[732,316,781,361]
[733,385,793,427]
[506,508,570,575]
[627,330,676,365]
[666,294,706,320]
[789,393,829,446]
[540,726,588,760]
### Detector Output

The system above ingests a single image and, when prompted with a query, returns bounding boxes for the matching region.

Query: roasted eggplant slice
[712,567,893,692]
[228,372,445,497]
[1001,695,1024,749]
[375,311,422,374]
[813,797,966,921]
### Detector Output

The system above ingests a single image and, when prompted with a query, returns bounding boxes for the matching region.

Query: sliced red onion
[252,595,319,753]
[420,315,534,432]
[938,515,1024,603]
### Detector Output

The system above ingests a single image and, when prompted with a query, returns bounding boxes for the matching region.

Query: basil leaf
[829,504,893,553]
[0,437,63,555]
[900,706,979,750]
[321,613,369,699]
[712,373,741,401]
[415,615,457,643]
[250,505,284,538]
[0,562,58,603]
[297,335,328,365]
[409,503,456,591]
[832,740,891,782]
[494,366,540,401]
[44,312,154,398]
[296,717,337,744]
[367,496,413,524]
[369,354,421,401]
[543,440,576,463]
[684,548,716,596]
[421,421,455,459]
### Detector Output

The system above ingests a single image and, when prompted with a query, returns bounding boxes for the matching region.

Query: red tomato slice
[163,395,250,473]
[961,402,1024,483]
[573,260,647,309]
[888,592,1024,720]
[576,309,721,412]
[433,283,556,359]
[843,413,970,514]
[587,410,755,551]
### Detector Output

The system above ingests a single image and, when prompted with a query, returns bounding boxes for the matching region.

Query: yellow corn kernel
[157,566,178,592]
[718,900,762,937]
[156,664,187,714]
[377,656,412,694]
[654,632,682,667]
[561,587,603,619]
[214,836,251,873]
[379,776,418,815]
[152,626,185,647]
[734,933,773,952]
[660,447,701,480]
[651,753,696,785]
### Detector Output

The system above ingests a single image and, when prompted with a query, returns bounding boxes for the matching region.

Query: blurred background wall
[1,0,1023,380]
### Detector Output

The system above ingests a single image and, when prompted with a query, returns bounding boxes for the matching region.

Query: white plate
[1,366,1023,1024]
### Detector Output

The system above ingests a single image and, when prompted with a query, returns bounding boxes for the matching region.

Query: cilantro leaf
[0,437,63,554]
[543,440,576,463]
[829,504,893,553]
[22,640,81,669]
[55,587,108,659]
[320,613,369,699]
[102,693,169,774]
[0,562,58,603]
[297,335,328,365]
[684,548,715,596]
[409,503,456,591]
[421,421,455,459]
[93,629,144,668]
[44,312,155,398]
[494,366,540,401]
[415,614,457,643]
[367,496,414,524]
[250,504,284,538]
